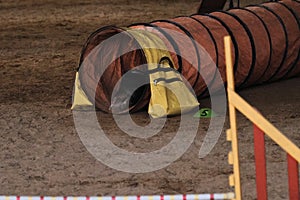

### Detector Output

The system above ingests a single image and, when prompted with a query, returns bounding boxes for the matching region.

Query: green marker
[193,108,217,118]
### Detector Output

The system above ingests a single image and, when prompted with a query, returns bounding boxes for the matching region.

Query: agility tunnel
[72,0,300,116]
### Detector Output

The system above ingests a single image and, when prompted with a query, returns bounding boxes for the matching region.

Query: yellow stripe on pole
[226,129,232,141]
[228,151,234,165]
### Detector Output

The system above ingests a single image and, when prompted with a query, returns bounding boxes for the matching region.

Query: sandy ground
[0,0,299,199]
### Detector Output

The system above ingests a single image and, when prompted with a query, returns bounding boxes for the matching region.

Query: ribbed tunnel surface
[77,0,299,113]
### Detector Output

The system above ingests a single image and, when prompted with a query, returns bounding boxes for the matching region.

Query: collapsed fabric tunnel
[73,0,300,116]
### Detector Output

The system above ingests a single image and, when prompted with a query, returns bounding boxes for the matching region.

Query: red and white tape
[0,194,235,200]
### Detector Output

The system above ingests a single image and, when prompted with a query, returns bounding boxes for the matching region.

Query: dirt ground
[0,0,299,199]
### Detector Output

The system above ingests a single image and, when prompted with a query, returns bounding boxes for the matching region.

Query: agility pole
[225,35,300,200]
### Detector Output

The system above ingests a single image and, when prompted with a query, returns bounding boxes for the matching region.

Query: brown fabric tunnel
[77,0,300,113]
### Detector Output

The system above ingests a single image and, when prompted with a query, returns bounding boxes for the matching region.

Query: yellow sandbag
[71,72,93,110]
[128,29,199,118]
[148,59,200,118]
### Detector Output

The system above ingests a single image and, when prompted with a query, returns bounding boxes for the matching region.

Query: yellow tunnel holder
[127,28,199,118]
